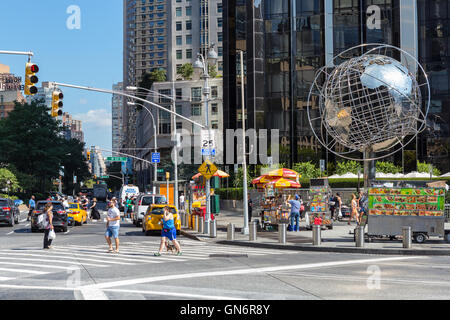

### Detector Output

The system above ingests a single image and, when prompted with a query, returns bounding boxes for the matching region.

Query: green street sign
[157,169,164,173]
[106,157,127,162]
[101,176,110,179]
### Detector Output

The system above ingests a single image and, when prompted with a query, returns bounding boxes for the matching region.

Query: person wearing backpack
[42,203,55,250]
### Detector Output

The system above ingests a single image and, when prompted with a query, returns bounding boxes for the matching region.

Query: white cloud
[73,109,111,129]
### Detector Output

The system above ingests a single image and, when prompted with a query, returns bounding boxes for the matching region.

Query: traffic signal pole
[0,50,34,57]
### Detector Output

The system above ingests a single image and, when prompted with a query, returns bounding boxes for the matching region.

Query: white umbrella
[328,174,342,179]
[404,171,437,178]
[339,172,359,179]
[439,172,450,178]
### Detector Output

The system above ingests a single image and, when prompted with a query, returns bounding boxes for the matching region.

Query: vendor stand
[361,180,446,243]
[306,178,333,230]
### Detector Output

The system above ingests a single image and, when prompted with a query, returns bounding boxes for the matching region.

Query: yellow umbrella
[265,177,301,189]
[266,168,300,179]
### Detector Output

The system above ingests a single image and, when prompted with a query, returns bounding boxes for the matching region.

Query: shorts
[161,228,177,241]
[105,226,120,238]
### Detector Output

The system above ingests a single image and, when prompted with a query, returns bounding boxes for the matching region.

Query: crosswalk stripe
[0,267,48,275]
[0,277,14,281]
[0,255,105,268]
[0,261,79,271]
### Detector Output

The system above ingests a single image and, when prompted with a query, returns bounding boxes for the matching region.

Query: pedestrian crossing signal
[51,91,64,118]
[24,63,39,96]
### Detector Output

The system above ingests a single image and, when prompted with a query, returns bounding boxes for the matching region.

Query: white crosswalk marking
[0,239,292,282]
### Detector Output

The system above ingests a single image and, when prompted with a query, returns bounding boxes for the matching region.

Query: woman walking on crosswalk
[43,203,54,250]
[154,206,182,256]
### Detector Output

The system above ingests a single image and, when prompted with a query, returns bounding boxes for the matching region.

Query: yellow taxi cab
[67,203,88,226]
[142,204,181,236]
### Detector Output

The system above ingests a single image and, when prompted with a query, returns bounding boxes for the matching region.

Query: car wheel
[62,227,68,232]
[414,233,427,244]
[136,220,141,227]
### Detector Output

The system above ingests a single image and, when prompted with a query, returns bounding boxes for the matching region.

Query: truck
[93,184,108,202]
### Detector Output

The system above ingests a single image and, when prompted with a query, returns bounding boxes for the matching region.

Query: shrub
[335,161,362,175]
[292,162,321,179]
[376,161,402,174]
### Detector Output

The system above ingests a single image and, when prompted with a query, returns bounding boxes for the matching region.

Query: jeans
[43,229,53,249]
[290,212,300,231]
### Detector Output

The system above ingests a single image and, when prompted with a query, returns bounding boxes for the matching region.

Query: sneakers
[176,251,183,256]
[154,252,161,256]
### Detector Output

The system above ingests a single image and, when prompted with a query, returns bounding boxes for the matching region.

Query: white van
[118,185,140,212]
[132,193,167,227]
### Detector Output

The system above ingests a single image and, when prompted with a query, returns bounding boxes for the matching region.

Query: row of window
[158,119,220,134]
[141,60,165,66]
[176,6,192,17]
[156,87,220,102]
[176,47,223,60]
[140,5,164,12]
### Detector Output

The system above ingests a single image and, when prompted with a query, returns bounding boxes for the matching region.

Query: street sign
[201,130,215,156]
[101,176,109,179]
[320,159,325,172]
[157,169,164,173]
[107,157,127,162]
[198,159,218,180]
[152,152,161,163]
[201,148,216,156]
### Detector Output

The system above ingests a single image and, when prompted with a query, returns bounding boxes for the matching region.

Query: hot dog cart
[362,181,446,243]
[306,178,333,230]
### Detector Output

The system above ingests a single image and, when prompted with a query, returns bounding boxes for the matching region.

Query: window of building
[191,104,202,116]
[217,18,223,28]
[159,89,172,103]
[159,110,170,120]
[176,36,182,45]
[186,49,192,59]
[159,123,172,134]
[217,3,222,13]
[217,32,223,42]
[186,6,192,16]
[176,88,183,100]
[211,120,219,129]
[211,86,218,98]
[158,36,164,41]
[218,46,223,56]
[211,103,218,115]
[158,60,164,65]
[218,61,223,71]
[176,104,183,114]
[186,20,192,30]
[191,87,202,102]
[176,0,181,2]
[176,122,183,130]
[176,21,182,31]
[186,34,192,44]
[176,7,182,17]
[176,50,182,59]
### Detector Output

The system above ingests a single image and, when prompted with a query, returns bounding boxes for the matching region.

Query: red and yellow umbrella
[264,177,301,189]
[192,170,230,180]
[266,168,300,179]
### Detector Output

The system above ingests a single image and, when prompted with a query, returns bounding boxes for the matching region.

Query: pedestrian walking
[357,191,367,224]
[43,202,54,250]
[62,197,69,210]
[154,206,182,256]
[248,193,253,223]
[298,195,305,221]
[91,198,100,221]
[349,194,359,225]
[179,192,185,211]
[27,195,35,222]
[335,193,342,220]
[105,201,120,253]
[123,196,128,221]
[329,193,336,220]
[286,194,301,232]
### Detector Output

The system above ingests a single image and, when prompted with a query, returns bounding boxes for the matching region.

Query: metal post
[227,223,235,241]
[180,211,185,227]
[312,225,321,246]
[199,216,204,233]
[204,217,210,235]
[403,226,412,249]
[172,78,179,211]
[239,50,249,235]
[278,223,287,244]
[355,226,365,247]
[249,221,257,241]
[210,219,217,238]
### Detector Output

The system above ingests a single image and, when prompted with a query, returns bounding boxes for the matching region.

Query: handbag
[48,229,56,240]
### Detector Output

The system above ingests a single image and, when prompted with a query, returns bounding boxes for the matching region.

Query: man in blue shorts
[154,207,182,256]
[105,201,121,253]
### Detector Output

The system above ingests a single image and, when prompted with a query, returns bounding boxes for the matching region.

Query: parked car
[31,201,68,232]
[142,204,181,236]
[0,198,20,226]
[132,194,167,227]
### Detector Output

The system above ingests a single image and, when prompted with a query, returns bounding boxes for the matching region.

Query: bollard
[199,216,204,233]
[194,215,199,232]
[187,213,191,229]
[355,226,365,247]
[204,219,210,235]
[403,226,412,249]
[278,223,287,244]
[249,221,257,241]
[312,225,321,246]
[227,223,235,241]
[210,219,217,238]
[180,212,185,227]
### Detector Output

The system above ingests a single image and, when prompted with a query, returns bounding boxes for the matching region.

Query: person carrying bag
[42,203,55,250]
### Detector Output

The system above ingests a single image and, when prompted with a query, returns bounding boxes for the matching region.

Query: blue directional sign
[152,152,161,163]
[202,149,216,156]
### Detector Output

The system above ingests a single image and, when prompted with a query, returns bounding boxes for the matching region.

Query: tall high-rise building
[62,112,85,143]
[223,0,450,172]
[112,82,124,152]
[90,146,107,178]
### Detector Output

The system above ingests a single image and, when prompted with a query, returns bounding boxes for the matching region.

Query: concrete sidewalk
[181,209,450,256]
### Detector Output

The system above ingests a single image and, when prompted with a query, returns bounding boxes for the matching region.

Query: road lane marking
[6,231,14,235]
[102,288,242,300]
[0,267,48,275]
[0,277,14,282]
[78,256,423,290]
[0,261,80,271]
[0,256,105,268]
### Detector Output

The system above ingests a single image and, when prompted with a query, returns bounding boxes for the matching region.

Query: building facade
[61,112,84,143]
[112,82,124,152]
[90,146,107,178]
[0,63,26,119]
[224,0,450,172]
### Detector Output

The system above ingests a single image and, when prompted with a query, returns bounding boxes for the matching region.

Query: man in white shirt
[105,201,121,253]
[179,193,185,211]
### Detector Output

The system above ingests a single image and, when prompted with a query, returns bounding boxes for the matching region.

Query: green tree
[376,161,402,174]
[233,166,251,188]
[417,161,441,176]
[177,63,194,80]
[292,162,321,179]
[0,167,20,193]
[61,139,90,194]
[135,69,167,110]
[208,64,218,78]
[335,161,362,175]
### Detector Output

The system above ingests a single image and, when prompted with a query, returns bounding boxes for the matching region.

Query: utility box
[211,176,220,189]
[211,194,220,214]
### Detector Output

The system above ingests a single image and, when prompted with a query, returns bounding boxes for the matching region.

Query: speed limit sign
[201,130,216,156]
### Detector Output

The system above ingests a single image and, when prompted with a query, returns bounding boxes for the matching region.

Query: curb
[215,240,450,256]
[180,229,203,241]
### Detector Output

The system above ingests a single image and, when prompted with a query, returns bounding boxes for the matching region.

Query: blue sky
[0,0,123,152]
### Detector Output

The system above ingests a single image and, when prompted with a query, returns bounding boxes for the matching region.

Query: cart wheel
[389,236,396,241]
[414,233,427,244]
[367,237,372,243]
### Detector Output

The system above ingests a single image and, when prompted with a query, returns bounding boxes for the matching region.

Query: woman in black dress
[90,198,100,221]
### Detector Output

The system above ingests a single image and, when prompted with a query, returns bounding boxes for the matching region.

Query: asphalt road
[1,206,450,301]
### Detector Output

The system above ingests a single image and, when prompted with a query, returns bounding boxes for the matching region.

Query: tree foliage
[233,166,251,188]
[375,161,402,174]
[177,63,194,80]
[335,161,362,175]
[417,161,441,176]
[0,167,20,193]
[208,64,218,78]
[292,162,321,179]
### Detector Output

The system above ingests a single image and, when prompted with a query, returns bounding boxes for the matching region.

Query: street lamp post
[194,44,218,234]
[127,101,158,194]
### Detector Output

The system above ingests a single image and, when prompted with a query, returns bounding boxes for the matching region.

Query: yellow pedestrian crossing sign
[198,160,218,180]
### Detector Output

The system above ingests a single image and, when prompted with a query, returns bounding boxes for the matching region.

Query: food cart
[260,191,291,230]
[306,178,333,230]
[361,181,446,243]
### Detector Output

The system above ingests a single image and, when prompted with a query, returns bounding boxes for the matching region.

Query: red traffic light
[30,64,39,73]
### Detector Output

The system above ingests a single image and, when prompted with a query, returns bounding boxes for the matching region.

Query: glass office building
[224,0,449,172]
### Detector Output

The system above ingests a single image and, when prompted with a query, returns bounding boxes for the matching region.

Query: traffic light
[87,151,91,161]
[24,62,39,96]
[51,91,64,118]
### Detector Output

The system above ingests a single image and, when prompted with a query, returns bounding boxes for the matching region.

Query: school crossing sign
[198,159,218,180]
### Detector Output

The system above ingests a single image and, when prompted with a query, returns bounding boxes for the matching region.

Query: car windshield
[155,196,167,204]
[0,200,8,206]
[69,204,79,209]
[141,197,153,206]
[151,207,176,215]
[37,202,64,211]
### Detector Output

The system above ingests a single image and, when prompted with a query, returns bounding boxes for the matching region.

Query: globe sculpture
[308,44,430,161]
